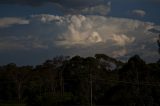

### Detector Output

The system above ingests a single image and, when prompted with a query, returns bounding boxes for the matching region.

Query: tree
[9,65,32,103]
[157,34,160,64]
[157,34,160,55]
[0,54,160,105]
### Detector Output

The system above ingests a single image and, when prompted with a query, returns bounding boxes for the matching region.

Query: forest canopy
[0,54,160,106]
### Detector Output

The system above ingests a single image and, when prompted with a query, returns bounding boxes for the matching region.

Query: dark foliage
[0,54,160,106]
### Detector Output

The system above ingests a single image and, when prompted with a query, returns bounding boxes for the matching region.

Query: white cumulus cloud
[51,15,154,49]
[31,14,64,24]
[112,34,135,46]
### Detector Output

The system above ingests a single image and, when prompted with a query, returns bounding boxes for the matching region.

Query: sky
[0,0,160,65]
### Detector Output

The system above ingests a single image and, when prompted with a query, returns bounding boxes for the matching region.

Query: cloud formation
[112,34,135,46]
[0,0,159,6]
[33,14,159,61]
[0,14,159,62]
[31,14,64,24]
[80,2,111,15]
[0,0,107,6]
[47,15,153,48]
[132,9,146,17]
[0,0,58,6]
[112,49,127,57]
[0,0,111,16]
[0,17,29,27]
[0,35,49,50]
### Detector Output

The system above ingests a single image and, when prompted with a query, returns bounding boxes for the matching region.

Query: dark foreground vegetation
[0,54,160,106]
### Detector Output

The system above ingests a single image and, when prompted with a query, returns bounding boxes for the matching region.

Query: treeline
[0,54,160,106]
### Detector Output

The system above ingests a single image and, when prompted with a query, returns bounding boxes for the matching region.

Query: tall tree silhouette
[0,54,160,105]
[157,34,160,62]
[158,34,160,54]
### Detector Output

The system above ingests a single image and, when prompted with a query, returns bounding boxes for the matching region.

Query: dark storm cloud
[0,0,59,6]
[0,0,111,15]
[0,0,107,7]
[0,0,159,7]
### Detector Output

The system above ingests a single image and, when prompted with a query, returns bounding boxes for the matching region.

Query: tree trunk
[17,82,22,103]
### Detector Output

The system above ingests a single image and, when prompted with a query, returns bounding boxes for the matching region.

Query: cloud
[0,17,29,28]
[54,15,105,46]
[0,36,48,50]
[132,9,146,17]
[31,14,64,24]
[149,25,160,33]
[112,49,127,57]
[0,0,108,6]
[87,32,103,43]
[0,41,25,50]
[46,1,111,16]
[0,0,59,6]
[0,0,111,15]
[0,14,159,62]
[49,14,158,61]
[80,2,111,15]
[112,34,135,46]
[66,2,111,15]
[51,15,153,48]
